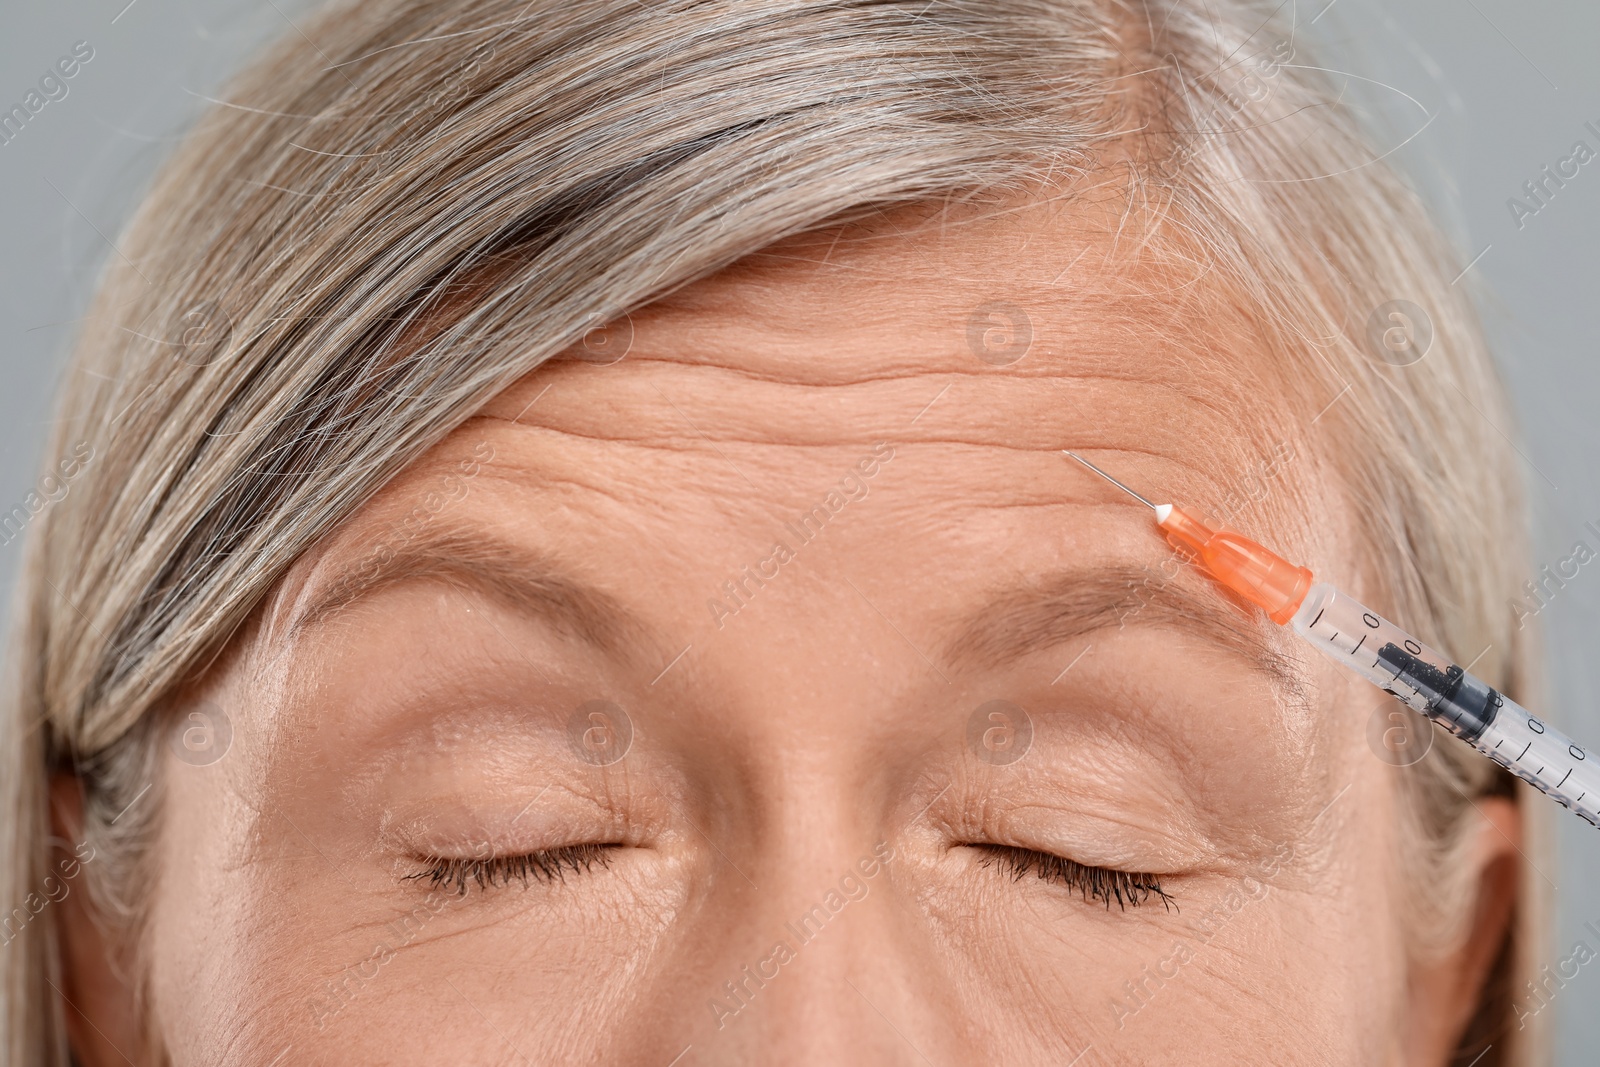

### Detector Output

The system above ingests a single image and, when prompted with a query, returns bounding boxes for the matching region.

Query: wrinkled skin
[60,196,1518,1066]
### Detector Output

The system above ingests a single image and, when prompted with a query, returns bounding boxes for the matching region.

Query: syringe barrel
[1290,583,1600,829]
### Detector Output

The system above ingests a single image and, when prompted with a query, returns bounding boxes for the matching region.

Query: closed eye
[974,844,1176,911]
[407,843,617,896]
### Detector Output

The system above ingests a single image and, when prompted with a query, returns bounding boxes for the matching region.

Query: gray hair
[1,0,1545,1062]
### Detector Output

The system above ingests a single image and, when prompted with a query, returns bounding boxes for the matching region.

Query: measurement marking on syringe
[1558,769,1572,788]
[1517,742,1531,761]
[1352,634,1366,653]
[1310,608,1324,628]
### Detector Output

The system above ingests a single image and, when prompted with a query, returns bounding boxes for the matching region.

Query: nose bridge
[700,862,937,1067]
[672,658,951,1065]
[681,759,956,1067]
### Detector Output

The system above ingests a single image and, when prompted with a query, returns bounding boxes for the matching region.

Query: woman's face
[77,202,1512,1065]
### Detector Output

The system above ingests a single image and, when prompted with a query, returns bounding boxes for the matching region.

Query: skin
[57,194,1520,1065]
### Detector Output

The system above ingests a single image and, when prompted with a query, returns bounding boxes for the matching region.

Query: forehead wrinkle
[483,361,1230,456]
[608,302,1242,385]
[482,345,1316,537]
[473,375,1310,568]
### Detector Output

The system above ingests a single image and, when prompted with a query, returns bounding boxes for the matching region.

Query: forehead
[470,192,1334,548]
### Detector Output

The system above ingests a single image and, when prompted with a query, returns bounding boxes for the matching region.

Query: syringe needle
[1061,450,1159,510]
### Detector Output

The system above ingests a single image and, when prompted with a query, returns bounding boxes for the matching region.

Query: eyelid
[986,789,1217,874]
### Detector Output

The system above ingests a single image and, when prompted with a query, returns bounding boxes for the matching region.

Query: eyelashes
[407,843,615,897]
[976,844,1176,912]
[404,842,1175,913]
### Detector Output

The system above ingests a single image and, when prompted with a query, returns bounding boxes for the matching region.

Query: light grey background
[2,0,1596,1058]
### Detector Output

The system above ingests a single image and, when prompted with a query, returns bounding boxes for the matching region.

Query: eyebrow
[286,525,645,659]
[288,528,1295,693]
[943,563,1301,692]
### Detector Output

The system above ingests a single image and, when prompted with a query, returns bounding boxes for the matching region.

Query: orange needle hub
[1062,450,1314,625]
[1152,504,1313,625]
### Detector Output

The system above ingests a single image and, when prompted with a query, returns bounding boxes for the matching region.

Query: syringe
[1063,450,1600,829]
